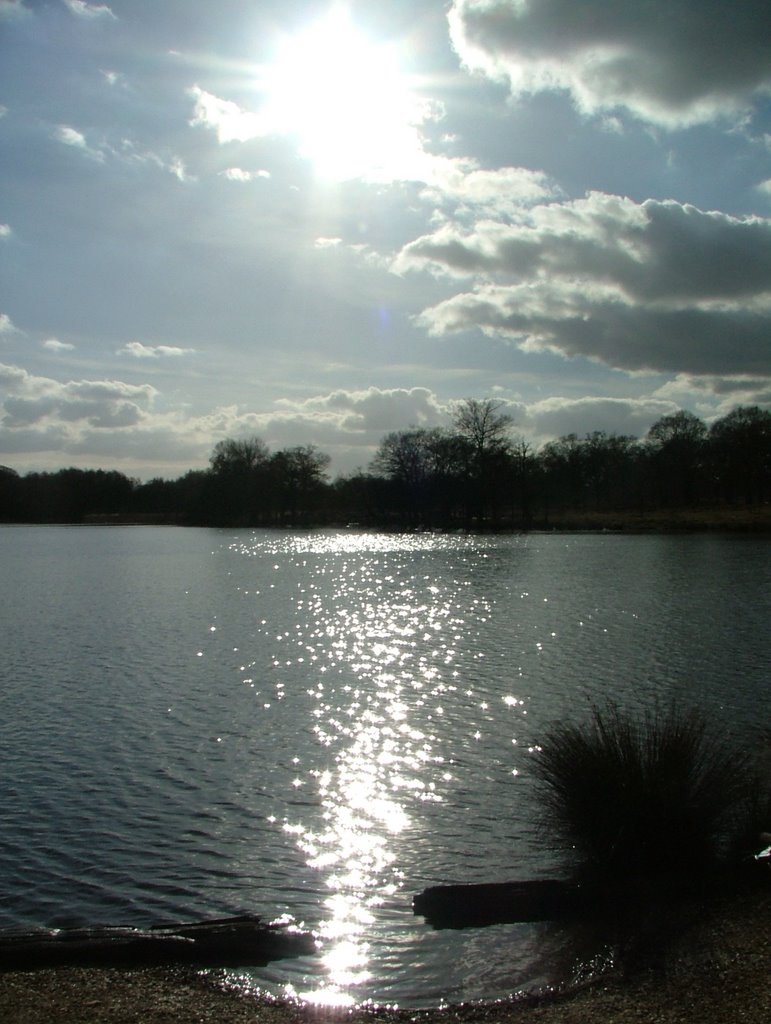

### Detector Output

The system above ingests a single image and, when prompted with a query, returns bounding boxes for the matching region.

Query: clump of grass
[531,703,756,882]
[728,728,771,862]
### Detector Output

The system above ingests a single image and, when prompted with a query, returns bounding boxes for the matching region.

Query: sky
[1,0,771,481]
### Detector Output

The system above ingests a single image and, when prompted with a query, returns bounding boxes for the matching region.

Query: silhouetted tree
[582,432,640,510]
[269,445,331,524]
[132,470,208,522]
[452,398,513,454]
[0,465,21,521]
[12,468,135,522]
[1,400,768,527]
[429,430,473,526]
[205,436,270,525]
[209,437,269,475]
[328,472,382,526]
[508,437,538,524]
[540,434,586,513]
[452,398,514,524]
[371,428,449,526]
[709,405,771,505]
[646,410,707,506]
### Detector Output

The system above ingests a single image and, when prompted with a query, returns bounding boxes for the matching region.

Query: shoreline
[2,885,768,1024]
[4,508,771,533]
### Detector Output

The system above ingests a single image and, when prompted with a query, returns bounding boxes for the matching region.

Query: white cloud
[219,167,271,182]
[449,0,771,128]
[0,1,29,20]
[188,86,267,144]
[0,362,157,433]
[651,373,771,413]
[420,165,558,217]
[526,395,676,442]
[0,313,18,335]
[167,158,191,183]
[52,128,188,180]
[53,124,106,162]
[0,224,11,238]
[54,125,87,148]
[3,359,763,479]
[398,192,771,377]
[63,1,116,20]
[275,386,447,434]
[1,369,426,476]
[197,387,450,473]
[115,138,192,181]
[118,341,195,359]
[43,338,75,352]
[220,168,251,182]
[0,360,206,471]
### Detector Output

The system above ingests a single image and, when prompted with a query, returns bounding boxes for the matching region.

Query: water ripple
[0,528,768,1004]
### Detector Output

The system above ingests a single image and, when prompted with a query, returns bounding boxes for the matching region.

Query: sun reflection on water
[258,532,477,1004]
[224,530,533,1005]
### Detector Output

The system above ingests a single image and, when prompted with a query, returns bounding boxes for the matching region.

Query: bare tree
[451,399,515,524]
[452,398,513,456]
[209,436,269,475]
[371,428,452,526]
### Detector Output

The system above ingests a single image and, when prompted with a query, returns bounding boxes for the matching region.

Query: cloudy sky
[2,0,771,479]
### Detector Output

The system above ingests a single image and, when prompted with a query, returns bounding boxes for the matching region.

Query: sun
[258,7,429,182]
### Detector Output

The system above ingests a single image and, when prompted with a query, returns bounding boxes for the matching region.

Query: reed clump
[531,703,764,882]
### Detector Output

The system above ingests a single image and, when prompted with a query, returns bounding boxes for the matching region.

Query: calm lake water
[0,526,769,1006]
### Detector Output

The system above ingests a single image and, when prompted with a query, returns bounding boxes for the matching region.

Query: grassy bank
[537,504,771,533]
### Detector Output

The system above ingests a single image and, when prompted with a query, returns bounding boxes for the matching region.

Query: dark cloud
[3,395,59,426]
[421,290,771,376]
[449,0,771,126]
[400,193,771,377]
[402,194,771,301]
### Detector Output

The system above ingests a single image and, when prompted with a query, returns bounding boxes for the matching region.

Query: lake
[0,526,769,1007]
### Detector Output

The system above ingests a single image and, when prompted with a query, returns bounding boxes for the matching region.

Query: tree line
[1,401,769,529]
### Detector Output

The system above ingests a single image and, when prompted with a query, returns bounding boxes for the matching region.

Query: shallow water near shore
[0,526,769,1006]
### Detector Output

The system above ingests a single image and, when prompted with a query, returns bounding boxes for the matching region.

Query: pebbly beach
[1,884,768,1024]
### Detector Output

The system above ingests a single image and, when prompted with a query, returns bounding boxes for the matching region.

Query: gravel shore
[1,885,768,1024]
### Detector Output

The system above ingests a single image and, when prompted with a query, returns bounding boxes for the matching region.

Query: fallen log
[0,914,317,971]
[414,856,771,930]
[413,879,588,929]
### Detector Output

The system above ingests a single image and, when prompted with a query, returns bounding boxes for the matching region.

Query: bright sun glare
[259,7,428,181]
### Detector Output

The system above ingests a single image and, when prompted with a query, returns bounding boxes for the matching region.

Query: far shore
[4,503,771,532]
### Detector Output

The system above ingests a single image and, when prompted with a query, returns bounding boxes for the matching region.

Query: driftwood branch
[0,914,317,971]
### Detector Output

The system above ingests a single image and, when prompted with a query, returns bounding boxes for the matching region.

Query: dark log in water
[413,857,771,930]
[0,914,317,970]
[413,879,588,929]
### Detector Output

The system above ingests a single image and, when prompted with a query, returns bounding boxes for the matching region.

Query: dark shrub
[531,703,755,881]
